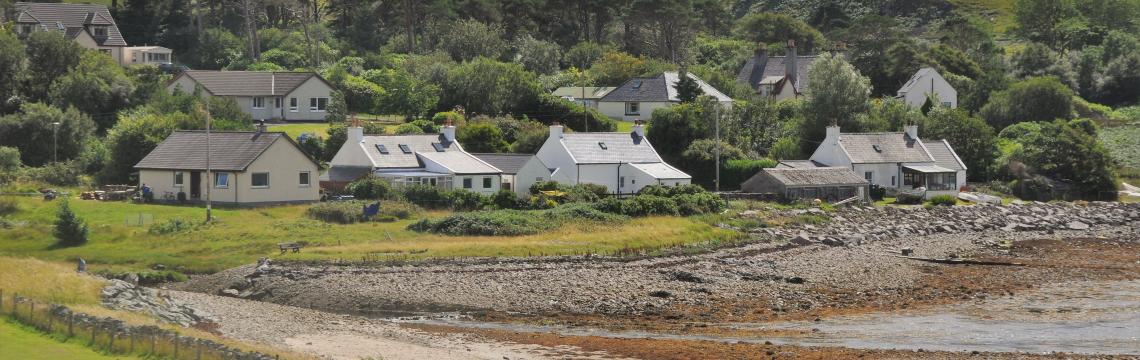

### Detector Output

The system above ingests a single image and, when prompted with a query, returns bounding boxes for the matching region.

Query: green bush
[448,189,487,211]
[408,204,628,236]
[620,195,679,216]
[148,218,200,235]
[673,192,727,215]
[928,195,957,206]
[0,197,18,215]
[53,199,88,247]
[394,123,425,134]
[398,184,450,209]
[18,161,84,186]
[544,203,629,222]
[637,184,706,197]
[306,200,421,224]
[527,181,605,203]
[431,111,466,126]
[491,190,523,209]
[721,158,777,190]
[345,177,392,199]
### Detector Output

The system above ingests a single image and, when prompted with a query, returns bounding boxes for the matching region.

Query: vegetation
[929,195,959,206]
[0,320,144,360]
[52,200,88,248]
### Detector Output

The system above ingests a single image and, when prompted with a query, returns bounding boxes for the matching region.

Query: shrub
[398,184,450,209]
[611,195,679,217]
[638,184,706,197]
[528,181,605,203]
[0,197,17,215]
[148,218,200,235]
[673,192,727,215]
[448,189,487,211]
[53,200,88,247]
[869,184,886,201]
[346,177,392,200]
[896,192,924,205]
[394,123,425,134]
[408,210,549,236]
[544,203,629,223]
[408,119,439,133]
[431,111,466,126]
[306,200,421,224]
[929,195,957,206]
[18,161,84,186]
[491,190,523,209]
[721,158,777,190]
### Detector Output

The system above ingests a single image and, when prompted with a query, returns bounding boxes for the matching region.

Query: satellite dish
[630,131,643,145]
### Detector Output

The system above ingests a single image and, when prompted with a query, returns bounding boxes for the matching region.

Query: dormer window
[92,26,107,37]
[375,144,388,154]
[598,142,608,150]
[398,144,411,154]
[431,143,445,152]
[20,25,34,34]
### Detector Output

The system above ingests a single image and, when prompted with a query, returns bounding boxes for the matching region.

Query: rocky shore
[178,202,1140,318]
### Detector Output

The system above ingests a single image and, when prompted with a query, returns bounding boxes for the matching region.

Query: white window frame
[92,26,107,37]
[299,171,311,187]
[864,171,873,182]
[252,97,265,109]
[482,176,492,189]
[310,97,329,112]
[274,97,283,109]
[625,102,640,115]
[214,172,230,188]
[462,177,472,189]
[289,97,298,112]
[173,171,184,186]
[251,172,270,188]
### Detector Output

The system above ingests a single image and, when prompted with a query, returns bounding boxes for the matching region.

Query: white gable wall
[900,70,957,109]
[514,157,552,196]
[283,76,335,121]
[597,101,674,121]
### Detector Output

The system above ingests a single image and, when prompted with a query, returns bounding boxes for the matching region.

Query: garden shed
[740,167,870,203]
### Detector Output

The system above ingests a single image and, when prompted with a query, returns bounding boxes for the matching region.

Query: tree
[188,29,244,70]
[323,124,347,162]
[513,35,562,75]
[23,31,83,102]
[587,51,674,86]
[980,76,1074,131]
[681,139,747,187]
[884,41,934,92]
[864,98,921,132]
[674,69,703,103]
[734,12,826,54]
[340,75,384,113]
[440,58,543,115]
[53,199,88,247]
[0,31,25,114]
[625,0,697,63]
[49,51,136,130]
[1003,119,1118,200]
[457,122,509,153]
[920,107,999,181]
[1013,0,1080,50]
[326,90,348,122]
[646,101,710,164]
[725,98,803,157]
[0,103,96,167]
[98,111,180,184]
[363,69,440,119]
[564,41,610,70]
[1096,53,1140,106]
[440,19,507,62]
[1010,43,1076,88]
[0,146,20,178]
[802,53,872,149]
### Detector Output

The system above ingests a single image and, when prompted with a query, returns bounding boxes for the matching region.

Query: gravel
[178,202,1140,317]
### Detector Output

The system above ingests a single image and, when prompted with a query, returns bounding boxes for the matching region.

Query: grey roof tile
[763,167,869,186]
[922,139,966,171]
[600,72,730,102]
[470,153,532,174]
[839,132,935,164]
[560,132,662,164]
[359,134,452,169]
[176,71,325,97]
[737,53,819,91]
[14,2,126,46]
[418,151,501,174]
[134,131,302,171]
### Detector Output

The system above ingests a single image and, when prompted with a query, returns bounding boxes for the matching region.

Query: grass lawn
[0,319,142,360]
[267,123,331,139]
[947,0,1016,38]
[615,121,635,133]
[0,196,738,274]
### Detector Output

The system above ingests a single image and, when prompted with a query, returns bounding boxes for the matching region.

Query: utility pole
[205,101,212,222]
[714,104,721,193]
[51,122,60,163]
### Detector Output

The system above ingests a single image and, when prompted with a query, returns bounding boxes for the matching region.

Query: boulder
[1067,221,1090,230]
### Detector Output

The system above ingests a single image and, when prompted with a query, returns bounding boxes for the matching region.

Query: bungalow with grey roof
[166,71,335,122]
[597,72,731,122]
[532,122,690,195]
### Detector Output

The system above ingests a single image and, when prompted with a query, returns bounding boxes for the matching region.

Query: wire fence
[0,290,280,360]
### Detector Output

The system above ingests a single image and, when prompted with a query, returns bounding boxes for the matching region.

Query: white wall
[138,138,319,204]
[453,174,501,195]
[514,157,551,196]
[597,101,674,121]
[282,76,335,121]
[851,163,903,189]
[901,72,957,109]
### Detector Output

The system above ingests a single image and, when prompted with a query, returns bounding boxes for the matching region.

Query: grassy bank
[0,196,738,274]
[0,319,142,360]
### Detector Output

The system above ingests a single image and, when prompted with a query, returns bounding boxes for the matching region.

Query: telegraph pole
[205,101,213,222]
[714,104,721,192]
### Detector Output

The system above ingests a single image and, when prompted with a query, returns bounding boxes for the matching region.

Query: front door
[190,171,201,199]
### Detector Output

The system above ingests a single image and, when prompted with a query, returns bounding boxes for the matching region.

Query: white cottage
[326,125,505,195]
[808,125,966,199]
[897,67,957,109]
[597,72,732,122]
[167,71,335,122]
[531,123,691,195]
[736,40,820,101]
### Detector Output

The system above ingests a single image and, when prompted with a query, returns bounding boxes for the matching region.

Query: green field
[267,123,331,139]
[0,196,737,274]
[947,0,1016,37]
[0,320,141,360]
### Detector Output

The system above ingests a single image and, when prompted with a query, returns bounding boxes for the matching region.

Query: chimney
[632,119,645,139]
[904,124,919,140]
[549,122,564,139]
[256,120,267,133]
[786,39,798,85]
[825,125,840,145]
[347,123,364,144]
[754,42,767,59]
[441,123,456,143]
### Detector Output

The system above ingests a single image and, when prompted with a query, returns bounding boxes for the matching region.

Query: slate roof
[134,131,312,171]
[776,160,825,169]
[897,67,936,95]
[319,166,371,183]
[418,151,501,174]
[737,54,818,92]
[552,87,616,100]
[359,134,450,169]
[14,2,126,46]
[470,153,532,174]
[600,72,731,103]
[629,163,690,179]
[838,132,935,164]
[173,71,328,97]
[921,139,966,171]
[559,132,663,164]
[763,167,869,186]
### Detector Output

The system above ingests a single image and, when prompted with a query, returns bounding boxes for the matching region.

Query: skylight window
[431,142,445,152]
[375,144,388,154]
[398,144,412,154]
[598,142,608,150]
[872,144,882,153]
[632,80,643,89]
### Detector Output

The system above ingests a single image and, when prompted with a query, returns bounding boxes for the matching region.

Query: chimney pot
[549,123,564,139]
[441,124,456,143]
[787,39,795,48]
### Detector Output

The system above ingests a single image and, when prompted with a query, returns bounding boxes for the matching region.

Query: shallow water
[398,280,1140,355]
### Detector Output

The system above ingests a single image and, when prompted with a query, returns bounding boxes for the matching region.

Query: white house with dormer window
[808,125,967,200]
[526,123,691,195]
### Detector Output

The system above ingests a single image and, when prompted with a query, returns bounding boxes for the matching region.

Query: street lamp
[51,122,60,163]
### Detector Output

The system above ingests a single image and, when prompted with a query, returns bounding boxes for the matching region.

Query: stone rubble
[102,279,213,327]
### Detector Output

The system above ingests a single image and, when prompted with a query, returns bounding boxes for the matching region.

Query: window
[310,97,329,112]
[942,101,952,107]
[482,177,492,188]
[891,176,896,186]
[462,178,472,189]
[299,171,311,187]
[214,173,229,188]
[93,26,107,37]
[431,143,445,152]
[20,25,33,34]
[625,102,640,115]
[252,97,265,109]
[398,144,411,154]
[274,97,283,109]
[375,144,389,154]
[536,177,544,182]
[99,49,111,56]
[864,171,873,182]
[173,171,184,186]
[289,97,298,112]
[620,176,626,188]
[597,142,608,150]
[251,172,270,188]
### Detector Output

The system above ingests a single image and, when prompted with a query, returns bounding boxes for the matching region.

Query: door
[190,171,201,199]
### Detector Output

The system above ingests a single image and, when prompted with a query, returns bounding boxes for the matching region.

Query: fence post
[129,333,134,354]
[11,292,17,318]
[46,307,52,332]
[91,323,98,345]
[28,302,34,325]
[0,289,4,314]
[196,339,202,360]
[68,313,74,337]
[108,330,115,352]
[174,334,179,359]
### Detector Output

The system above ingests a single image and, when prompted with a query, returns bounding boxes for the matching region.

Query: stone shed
[740,167,870,203]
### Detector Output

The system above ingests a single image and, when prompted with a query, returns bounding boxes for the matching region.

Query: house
[808,125,966,200]
[166,71,336,121]
[897,67,957,109]
[736,40,820,100]
[326,124,505,195]
[597,72,732,122]
[134,125,320,205]
[533,122,691,195]
[740,167,869,203]
[12,2,128,64]
[123,46,173,65]
[552,87,616,109]
[470,153,538,194]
